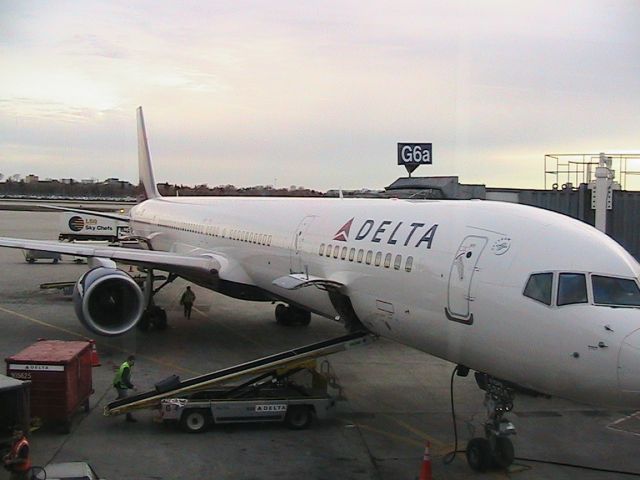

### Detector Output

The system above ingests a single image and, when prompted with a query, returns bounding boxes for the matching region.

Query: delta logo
[333,218,354,242]
[332,218,438,249]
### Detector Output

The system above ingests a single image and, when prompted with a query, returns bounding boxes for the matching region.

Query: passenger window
[405,256,413,272]
[558,273,587,306]
[341,247,347,260]
[365,250,373,265]
[374,252,382,266]
[326,244,332,257]
[592,275,640,306]
[333,246,340,258]
[523,273,553,306]
[394,254,402,270]
[319,244,325,256]
[384,253,392,268]
[357,249,364,263]
[349,248,355,262]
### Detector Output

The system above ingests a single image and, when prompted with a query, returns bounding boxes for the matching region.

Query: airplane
[2,107,640,471]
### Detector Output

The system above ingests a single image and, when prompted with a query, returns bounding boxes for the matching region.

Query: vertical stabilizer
[137,106,161,200]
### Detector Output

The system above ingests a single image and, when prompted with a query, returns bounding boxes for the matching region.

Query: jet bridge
[104,331,374,416]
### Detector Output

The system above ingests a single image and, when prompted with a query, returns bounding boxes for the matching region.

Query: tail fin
[136,106,161,201]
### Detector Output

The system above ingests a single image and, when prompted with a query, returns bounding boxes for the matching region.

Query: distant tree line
[157,183,323,197]
[0,177,324,199]
[0,179,135,199]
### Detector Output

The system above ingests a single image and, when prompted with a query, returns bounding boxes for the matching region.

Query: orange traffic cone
[419,442,432,480]
[89,340,101,367]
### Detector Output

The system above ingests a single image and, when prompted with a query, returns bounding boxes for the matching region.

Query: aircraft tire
[275,304,293,325]
[137,314,151,332]
[151,307,168,330]
[294,310,311,326]
[466,438,492,472]
[492,437,514,469]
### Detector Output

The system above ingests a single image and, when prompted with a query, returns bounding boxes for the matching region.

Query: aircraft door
[289,215,317,274]
[446,235,488,324]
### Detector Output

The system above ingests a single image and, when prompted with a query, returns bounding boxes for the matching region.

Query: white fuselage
[130,196,640,408]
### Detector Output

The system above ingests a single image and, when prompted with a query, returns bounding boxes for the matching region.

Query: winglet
[137,107,161,201]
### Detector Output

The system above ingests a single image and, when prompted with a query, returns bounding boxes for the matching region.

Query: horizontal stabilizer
[38,205,130,222]
[272,274,344,291]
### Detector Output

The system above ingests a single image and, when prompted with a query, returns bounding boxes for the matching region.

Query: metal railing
[545,153,640,190]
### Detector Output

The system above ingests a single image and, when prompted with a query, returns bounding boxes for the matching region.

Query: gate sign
[397,143,432,175]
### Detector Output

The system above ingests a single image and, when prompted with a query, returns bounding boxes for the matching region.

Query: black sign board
[397,143,432,175]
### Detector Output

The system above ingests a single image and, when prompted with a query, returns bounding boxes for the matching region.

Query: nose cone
[619,329,640,392]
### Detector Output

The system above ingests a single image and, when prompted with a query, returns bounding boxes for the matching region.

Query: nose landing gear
[466,373,516,472]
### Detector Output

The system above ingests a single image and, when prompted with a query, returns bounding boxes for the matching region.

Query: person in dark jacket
[180,286,196,319]
[3,427,31,480]
[113,355,137,422]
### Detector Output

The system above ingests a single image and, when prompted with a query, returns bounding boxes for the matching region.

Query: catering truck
[59,212,130,242]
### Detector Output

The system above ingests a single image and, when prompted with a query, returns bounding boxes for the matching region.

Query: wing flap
[272,274,344,292]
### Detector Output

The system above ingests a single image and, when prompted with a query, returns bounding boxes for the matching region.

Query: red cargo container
[5,340,93,432]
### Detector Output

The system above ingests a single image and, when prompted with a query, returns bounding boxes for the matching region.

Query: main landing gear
[466,373,516,472]
[137,271,178,332]
[137,301,168,331]
[275,303,312,326]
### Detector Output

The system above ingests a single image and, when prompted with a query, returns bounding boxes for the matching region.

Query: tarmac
[2,208,640,479]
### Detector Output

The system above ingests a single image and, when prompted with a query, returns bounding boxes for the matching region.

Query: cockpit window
[592,275,640,307]
[558,273,587,306]
[523,273,553,305]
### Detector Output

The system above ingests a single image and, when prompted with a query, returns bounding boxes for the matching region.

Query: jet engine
[73,267,145,336]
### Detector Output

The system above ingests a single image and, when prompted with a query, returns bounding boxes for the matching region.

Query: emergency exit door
[446,235,487,324]
[289,215,316,274]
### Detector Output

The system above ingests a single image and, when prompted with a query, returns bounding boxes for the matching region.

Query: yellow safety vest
[113,361,131,388]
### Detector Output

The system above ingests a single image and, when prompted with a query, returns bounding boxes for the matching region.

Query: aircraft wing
[38,205,131,222]
[0,237,221,281]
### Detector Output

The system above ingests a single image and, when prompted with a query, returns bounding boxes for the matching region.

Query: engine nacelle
[73,267,145,336]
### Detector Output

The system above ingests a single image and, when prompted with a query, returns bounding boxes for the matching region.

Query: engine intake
[73,267,145,336]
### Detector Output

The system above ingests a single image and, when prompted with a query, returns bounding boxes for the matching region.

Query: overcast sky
[1,1,639,191]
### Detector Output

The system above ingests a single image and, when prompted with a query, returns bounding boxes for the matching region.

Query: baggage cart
[23,249,62,264]
[0,374,30,447]
[159,363,337,433]
[6,340,93,433]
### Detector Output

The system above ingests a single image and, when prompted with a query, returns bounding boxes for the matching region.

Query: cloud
[0,0,639,191]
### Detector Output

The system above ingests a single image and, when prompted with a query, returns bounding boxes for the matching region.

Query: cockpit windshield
[523,272,640,308]
[592,275,640,307]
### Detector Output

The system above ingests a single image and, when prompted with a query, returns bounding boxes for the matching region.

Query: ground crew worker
[113,354,137,422]
[180,286,196,319]
[2,427,31,480]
